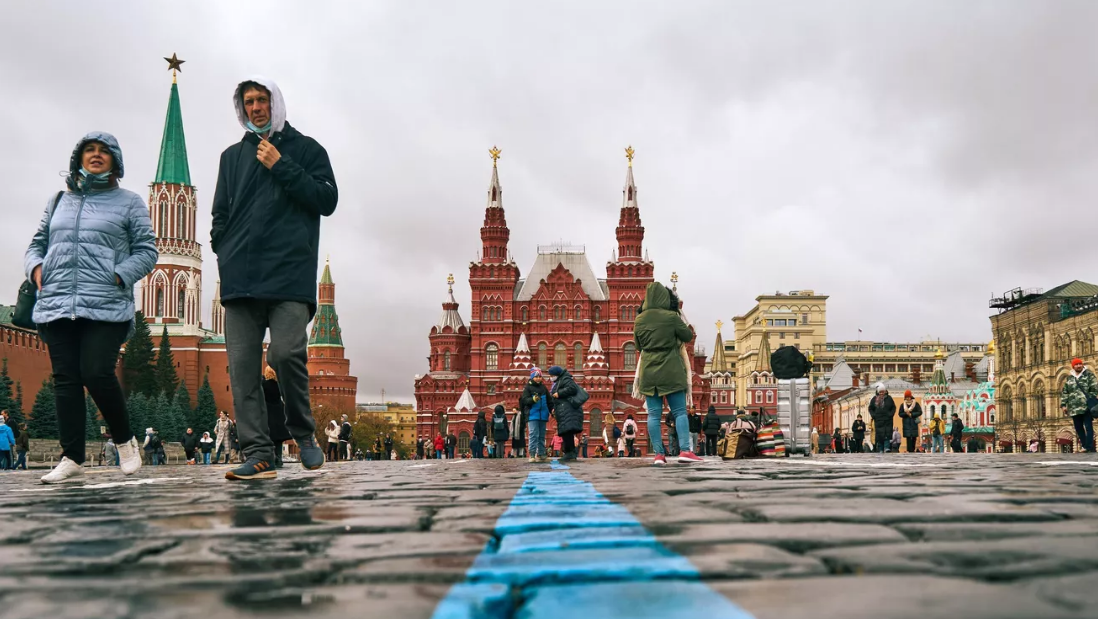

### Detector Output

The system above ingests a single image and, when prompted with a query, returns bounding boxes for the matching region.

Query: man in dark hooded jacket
[548,366,584,462]
[472,411,487,458]
[703,405,721,456]
[213,77,336,480]
[868,383,896,453]
[491,405,510,458]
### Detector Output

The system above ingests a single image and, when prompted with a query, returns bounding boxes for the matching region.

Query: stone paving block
[518,581,755,618]
[0,539,178,576]
[747,497,1060,523]
[467,546,697,586]
[1022,572,1098,613]
[674,542,828,578]
[809,536,1098,580]
[319,531,491,564]
[497,526,654,553]
[659,522,907,551]
[896,519,1098,541]
[618,502,744,526]
[711,575,1086,619]
[340,554,476,583]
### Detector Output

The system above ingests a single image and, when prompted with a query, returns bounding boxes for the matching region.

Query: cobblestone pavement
[0,453,1096,618]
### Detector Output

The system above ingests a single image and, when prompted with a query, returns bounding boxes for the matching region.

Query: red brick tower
[306,259,358,413]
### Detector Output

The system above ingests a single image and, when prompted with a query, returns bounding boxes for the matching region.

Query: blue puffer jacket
[24,132,158,328]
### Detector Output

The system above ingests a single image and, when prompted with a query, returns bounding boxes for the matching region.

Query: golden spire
[935,347,945,359]
[987,339,996,355]
[625,145,635,167]
[715,319,723,333]
[326,254,330,265]
[489,146,501,167]
[447,273,455,293]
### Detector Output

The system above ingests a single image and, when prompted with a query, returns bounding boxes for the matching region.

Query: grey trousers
[225,300,316,462]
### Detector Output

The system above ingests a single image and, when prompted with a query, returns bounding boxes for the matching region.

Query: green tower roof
[154,82,191,185]
[309,304,343,347]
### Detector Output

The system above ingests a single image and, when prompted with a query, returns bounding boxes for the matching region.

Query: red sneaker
[677,451,703,463]
[652,454,667,466]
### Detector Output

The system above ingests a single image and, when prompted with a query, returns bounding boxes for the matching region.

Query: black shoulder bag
[13,191,65,330]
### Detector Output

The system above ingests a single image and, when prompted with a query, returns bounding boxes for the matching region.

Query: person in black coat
[703,405,721,456]
[688,409,702,454]
[868,384,897,453]
[897,390,923,453]
[491,405,510,458]
[851,414,867,453]
[180,428,200,464]
[383,433,394,460]
[950,413,965,453]
[547,366,584,462]
[472,411,488,459]
[263,366,292,468]
[832,427,843,453]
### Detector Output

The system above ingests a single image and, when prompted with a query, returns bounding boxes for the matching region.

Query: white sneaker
[117,437,142,475]
[41,457,85,484]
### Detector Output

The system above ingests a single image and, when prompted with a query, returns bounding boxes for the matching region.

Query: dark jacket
[950,417,965,440]
[15,430,29,452]
[868,394,896,433]
[491,405,510,442]
[339,421,352,442]
[633,282,694,397]
[703,407,721,436]
[550,370,585,435]
[852,419,867,437]
[688,413,702,433]
[520,379,554,422]
[211,79,337,316]
[473,412,487,441]
[181,431,199,451]
[898,401,923,438]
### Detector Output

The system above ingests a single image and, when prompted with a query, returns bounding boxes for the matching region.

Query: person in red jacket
[434,434,446,459]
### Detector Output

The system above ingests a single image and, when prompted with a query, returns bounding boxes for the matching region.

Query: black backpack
[771,346,812,379]
[493,414,506,432]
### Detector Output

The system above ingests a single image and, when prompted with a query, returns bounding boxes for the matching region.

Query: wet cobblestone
[0,453,1095,618]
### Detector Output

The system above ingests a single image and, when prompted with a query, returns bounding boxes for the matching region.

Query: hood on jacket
[494,404,506,416]
[641,282,671,313]
[477,410,486,420]
[68,131,125,179]
[234,76,287,135]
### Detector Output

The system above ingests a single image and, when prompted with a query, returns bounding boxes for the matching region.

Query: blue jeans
[646,391,690,456]
[203,452,211,464]
[932,435,944,453]
[471,438,481,458]
[528,418,547,457]
[15,450,27,470]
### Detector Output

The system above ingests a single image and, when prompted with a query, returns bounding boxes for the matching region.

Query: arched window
[177,285,186,318]
[623,342,637,371]
[538,343,547,368]
[589,408,603,436]
[155,287,164,316]
[574,343,583,370]
[554,343,567,367]
[495,307,502,321]
[482,306,489,321]
[1001,386,1013,421]
[929,405,935,416]
[1033,381,1046,419]
[539,306,546,320]
[1017,383,1027,419]
[443,351,451,371]
[177,202,185,238]
[521,306,528,322]
[593,306,601,322]
[574,305,582,321]
[458,431,470,455]
[159,200,168,234]
[486,343,499,371]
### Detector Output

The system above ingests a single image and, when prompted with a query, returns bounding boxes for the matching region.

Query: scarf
[903,401,915,413]
[69,167,114,192]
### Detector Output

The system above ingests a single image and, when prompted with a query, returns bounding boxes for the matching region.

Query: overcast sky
[3,1,1096,402]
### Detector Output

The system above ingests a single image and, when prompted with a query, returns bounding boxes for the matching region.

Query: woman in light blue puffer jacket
[24,131,158,484]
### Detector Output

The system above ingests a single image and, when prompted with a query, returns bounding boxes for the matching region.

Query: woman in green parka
[633,282,703,465]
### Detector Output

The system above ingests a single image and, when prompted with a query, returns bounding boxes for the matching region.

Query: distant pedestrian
[339,414,353,461]
[551,433,563,458]
[928,414,945,453]
[199,432,214,464]
[949,413,965,453]
[520,368,553,463]
[688,409,702,454]
[416,436,425,460]
[623,414,639,457]
[0,416,14,470]
[898,390,923,453]
[433,434,444,459]
[446,432,457,459]
[1060,357,1097,452]
[181,428,199,465]
[214,412,232,463]
[15,423,29,470]
[601,410,617,454]
[103,437,118,467]
[490,405,509,459]
[832,427,843,454]
[262,365,292,469]
[869,383,896,453]
[325,420,340,461]
[891,427,901,452]
[510,408,527,458]
[23,132,156,484]
[703,406,720,455]
[634,282,701,465]
[384,433,394,461]
[810,427,820,455]
[851,415,866,453]
[472,410,487,459]
[580,433,589,458]
[547,366,584,462]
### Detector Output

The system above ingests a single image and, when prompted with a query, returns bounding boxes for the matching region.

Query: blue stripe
[431,470,756,619]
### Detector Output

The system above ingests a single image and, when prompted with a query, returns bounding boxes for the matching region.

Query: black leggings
[561,431,577,454]
[327,442,340,461]
[40,319,132,464]
[706,435,717,456]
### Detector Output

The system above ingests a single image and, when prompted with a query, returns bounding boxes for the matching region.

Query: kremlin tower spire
[138,53,203,335]
[480,146,510,264]
[306,258,358,411]
[429,275,471,374]
[616,145,645,262]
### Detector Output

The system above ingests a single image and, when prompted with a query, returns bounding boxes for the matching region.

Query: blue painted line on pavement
[430,470,756,619]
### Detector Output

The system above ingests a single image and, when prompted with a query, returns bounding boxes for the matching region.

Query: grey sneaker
[296,434,325,470]
[225,458,277,480]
